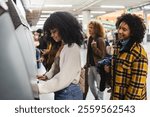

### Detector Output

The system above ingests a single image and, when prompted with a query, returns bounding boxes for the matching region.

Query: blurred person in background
[39,28,62,71]
[85,20,106,100]
[33,29,43,69]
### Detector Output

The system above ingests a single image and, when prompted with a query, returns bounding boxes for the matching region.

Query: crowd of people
[32,11,148,100]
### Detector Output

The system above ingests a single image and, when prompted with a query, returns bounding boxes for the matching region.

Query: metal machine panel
[0,0,39,99]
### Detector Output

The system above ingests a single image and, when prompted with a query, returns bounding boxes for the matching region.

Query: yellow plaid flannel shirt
[111,42,148,100]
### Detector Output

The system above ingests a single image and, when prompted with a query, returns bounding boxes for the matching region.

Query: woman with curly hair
[85,20,106,100]
[105,13,148,100]
[37,11,84,100]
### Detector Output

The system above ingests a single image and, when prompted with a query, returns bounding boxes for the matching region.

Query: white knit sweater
[38,43,81,93]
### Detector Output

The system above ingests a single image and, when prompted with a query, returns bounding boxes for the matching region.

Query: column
[82,10,91,31]
[143,10,148,43]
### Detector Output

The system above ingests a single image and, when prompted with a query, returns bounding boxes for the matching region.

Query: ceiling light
[73,9,76,11]
[143,5,150,10]
[36,25,43,28]
[44,4,72,8]
[91,11,106,14]
[78,17,83,21]
[40,14,50,18]
[37,21,45,25]
[91,15,94,18]
[100,5,125,9]
[78,15,93,18]
[41,11,55,13]
[39,18,47,21]
[29,3,42,8]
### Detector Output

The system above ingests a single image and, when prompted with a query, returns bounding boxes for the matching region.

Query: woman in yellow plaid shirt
[105,13,148,100]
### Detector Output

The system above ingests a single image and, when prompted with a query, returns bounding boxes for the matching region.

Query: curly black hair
[43,11,84,46]
[116,13,146,43]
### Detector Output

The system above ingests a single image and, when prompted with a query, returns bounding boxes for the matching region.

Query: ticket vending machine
[0,0,39,99]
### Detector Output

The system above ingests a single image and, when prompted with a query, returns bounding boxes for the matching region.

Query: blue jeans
[36,48,41,69]
[54,84,83,100]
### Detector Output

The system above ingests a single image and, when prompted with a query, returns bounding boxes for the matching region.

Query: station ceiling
[21,0,150,26]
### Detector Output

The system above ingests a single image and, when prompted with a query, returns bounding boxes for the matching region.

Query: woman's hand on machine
[37,75,48,81]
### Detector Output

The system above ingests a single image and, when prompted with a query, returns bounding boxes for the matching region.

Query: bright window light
[44,4,72,7]
[100,5,125,9]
